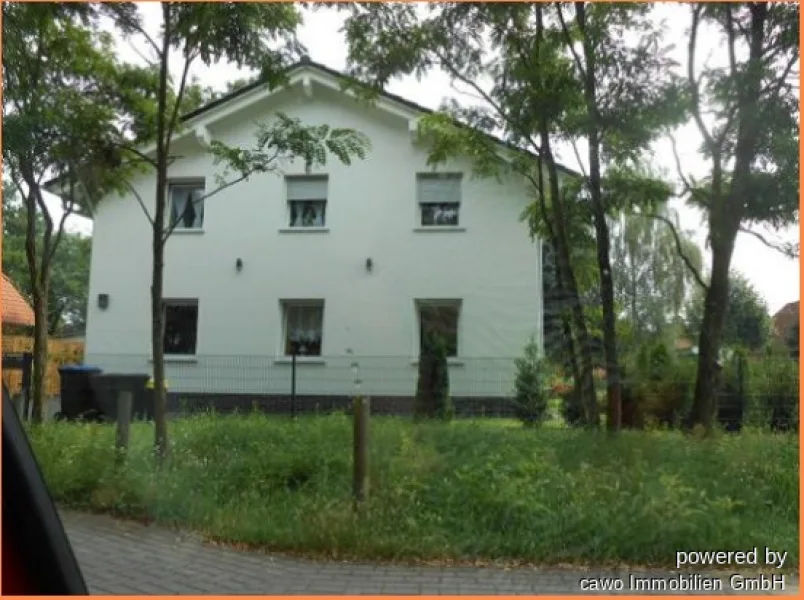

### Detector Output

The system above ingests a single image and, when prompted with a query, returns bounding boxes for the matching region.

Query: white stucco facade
[81,64,545,399]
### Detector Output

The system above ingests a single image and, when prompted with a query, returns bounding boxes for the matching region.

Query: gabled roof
[45,58,577,208]
[2,274,35,327]
[182,57,576,176]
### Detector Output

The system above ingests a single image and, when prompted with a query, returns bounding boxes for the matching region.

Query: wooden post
[352,395,369,509]
[290,348,297,419]
[115,390,133,466]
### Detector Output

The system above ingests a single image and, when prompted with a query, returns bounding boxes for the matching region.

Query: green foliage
[512,339,549,427]
[28,414,798,568]
[414,333,453,422]
[746,357,799,432]
[686,272,772,352]
[209,115,370,186]
[2,186,91,334]
[621,341,697,429]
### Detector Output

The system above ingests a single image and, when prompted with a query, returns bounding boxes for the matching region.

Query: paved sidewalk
[61,511,798,595]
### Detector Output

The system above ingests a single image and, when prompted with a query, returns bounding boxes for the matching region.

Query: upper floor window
[416,173,462,227]
[286,176,328,228]
[169,181,205,230]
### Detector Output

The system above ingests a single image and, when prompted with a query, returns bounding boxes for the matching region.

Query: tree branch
[161,171,260,243]
[556,4,587,81]
[739,226,799,259]
[568,138,590,181]
[118,142,158,168]
[687,5,716,154]
[640,211,709,291]
[668,132,694,196]
[165,52,194,152]
[113,7,162,59]
[121,179,155,227]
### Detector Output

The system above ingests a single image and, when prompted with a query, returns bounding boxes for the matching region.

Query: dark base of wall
[167,393,518,418]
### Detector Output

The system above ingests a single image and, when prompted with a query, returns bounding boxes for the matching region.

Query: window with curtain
[286,176,328,228]
[168,182,205,230]
[416,173,462,227]
[283,300,324,356]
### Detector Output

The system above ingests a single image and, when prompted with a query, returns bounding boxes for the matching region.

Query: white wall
[84,73,543,398]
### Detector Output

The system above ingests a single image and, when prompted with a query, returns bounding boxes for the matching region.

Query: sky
[46,2,799,314]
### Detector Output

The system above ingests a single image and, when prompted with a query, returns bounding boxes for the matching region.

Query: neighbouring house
[46,60,568,412]
[2,274,35,330]
[771,301,799,357]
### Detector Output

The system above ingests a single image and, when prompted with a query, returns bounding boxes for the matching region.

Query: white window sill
[410,358,465,366]
[170,228,205,235]
[149,356,198,364]
[273,356,327,365]
[278,227,330,234]
[413,226,466,233]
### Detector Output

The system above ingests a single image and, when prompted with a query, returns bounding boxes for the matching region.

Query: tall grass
[29,413,798,569]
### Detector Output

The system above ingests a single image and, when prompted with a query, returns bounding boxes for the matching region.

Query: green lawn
[28,413,798,570]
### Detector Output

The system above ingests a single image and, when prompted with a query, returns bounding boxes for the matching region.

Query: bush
[748,357,799,432]
[621,341,696,429]
[414,332,453,421]
[512,338,549,427]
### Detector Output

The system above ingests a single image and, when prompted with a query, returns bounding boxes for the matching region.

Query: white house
[58,60,557,410]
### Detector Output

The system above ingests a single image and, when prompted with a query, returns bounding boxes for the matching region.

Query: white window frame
[281,299,325,357]
[168,180,206,231]
[415,299,462,359]
[162,298,199,356]
[416,173,462,228]
[285,176,328,229]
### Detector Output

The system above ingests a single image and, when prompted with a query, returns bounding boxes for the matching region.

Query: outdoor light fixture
[98,294,109,310]
[236,258,243,272]
[365,258,373,272]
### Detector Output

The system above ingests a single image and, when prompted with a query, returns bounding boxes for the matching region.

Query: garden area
[29,407,798,571]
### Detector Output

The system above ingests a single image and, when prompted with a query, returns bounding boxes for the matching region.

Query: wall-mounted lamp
[235,258,243,272]
[365,258,373,273]
[98,293,109,310]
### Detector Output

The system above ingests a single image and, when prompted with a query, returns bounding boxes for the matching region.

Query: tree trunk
[576,1,621,432]
[688,226,738,431]
[22,181,50,424]
[687,4,767,433]
[533,3,597,427]
[30,284,49,423]
[151,229,168,462]
[151,3,172,464]
[544,169,598,425]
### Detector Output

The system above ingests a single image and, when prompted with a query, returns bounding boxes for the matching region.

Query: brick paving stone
[60,510,799,596]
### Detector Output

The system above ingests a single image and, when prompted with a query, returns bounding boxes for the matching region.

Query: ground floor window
[282,300,324,356]
[417,300,461,357]
[163,299,199,355]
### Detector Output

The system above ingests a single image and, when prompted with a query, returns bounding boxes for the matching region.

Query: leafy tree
[554,2,689,432]
[512,337,549,427]
[2,3,148,421]
[339,2,602,426]
[611,204,703,344]
[677,3,799,431]
[2,185,91,335]
[105,3,370,461]
[686,272,771,352]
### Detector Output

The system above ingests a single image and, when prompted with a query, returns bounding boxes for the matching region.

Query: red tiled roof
[2,274,35,326]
